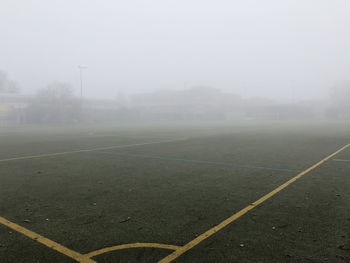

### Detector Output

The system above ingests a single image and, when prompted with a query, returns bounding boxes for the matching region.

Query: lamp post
[78,65,87,98]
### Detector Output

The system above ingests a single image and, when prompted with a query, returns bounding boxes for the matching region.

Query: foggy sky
[1,0,349,101]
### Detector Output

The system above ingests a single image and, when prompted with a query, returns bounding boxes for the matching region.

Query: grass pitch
[0,121,349,263]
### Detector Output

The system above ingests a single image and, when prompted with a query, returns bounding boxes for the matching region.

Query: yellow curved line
[85,243,181,258]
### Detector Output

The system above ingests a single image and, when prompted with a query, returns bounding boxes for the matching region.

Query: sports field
[0,121,349,263]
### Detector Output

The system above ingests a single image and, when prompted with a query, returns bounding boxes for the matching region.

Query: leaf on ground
[338,245,350,251]
[119,217,131,223]
[336,254,348,261]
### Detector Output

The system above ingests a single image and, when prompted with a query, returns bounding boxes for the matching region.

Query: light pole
[78,65,87,98]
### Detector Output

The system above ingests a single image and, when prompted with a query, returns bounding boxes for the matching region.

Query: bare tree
[0,70,20,93]
[326,81,350,119]
[27,82,82,124]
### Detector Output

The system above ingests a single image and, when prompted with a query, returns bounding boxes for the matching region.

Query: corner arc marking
[85,243,181,258]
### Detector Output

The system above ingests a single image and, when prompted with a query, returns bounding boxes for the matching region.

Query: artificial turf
[0,121,349,262]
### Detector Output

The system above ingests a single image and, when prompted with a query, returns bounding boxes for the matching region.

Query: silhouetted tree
[0,70,20,93]
[27,82,82,124]
[326,81,350,119]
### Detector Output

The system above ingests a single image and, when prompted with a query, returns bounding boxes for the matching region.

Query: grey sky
[1,0,349,100]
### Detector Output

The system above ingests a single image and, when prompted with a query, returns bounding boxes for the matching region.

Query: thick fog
[1,1,350,124]
[1,0,350,101]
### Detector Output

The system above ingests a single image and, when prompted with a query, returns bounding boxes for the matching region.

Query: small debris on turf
[239,244,245,248]
[45,218,49,221]
[272,226,276,230]
[336,194,341,197]
[336,254,348,261]
[338,245,350,251]
[298,227,303,233]
[92,203,97,206]
[23,219,31,223]
[119,217,131,223]
[323,258,328,261]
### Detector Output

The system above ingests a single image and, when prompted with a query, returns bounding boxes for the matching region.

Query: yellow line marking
[158,143,350,263]
[85,243,181,258]
[333,158,350,162]
[0,216,96,263]
[0,138,185,163]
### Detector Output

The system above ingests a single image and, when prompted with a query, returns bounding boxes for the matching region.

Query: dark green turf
[0,121,349,263]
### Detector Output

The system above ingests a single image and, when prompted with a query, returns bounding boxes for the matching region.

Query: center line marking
[0,138,186,163]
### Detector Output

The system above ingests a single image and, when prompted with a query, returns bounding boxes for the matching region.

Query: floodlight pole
[78,65,87,98]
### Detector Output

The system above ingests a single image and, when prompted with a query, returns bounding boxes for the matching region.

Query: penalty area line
[0,216,95,263]
[158,143,350,263]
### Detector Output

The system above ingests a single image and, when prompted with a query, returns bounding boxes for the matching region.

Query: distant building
[0,94,32,125]
[129,87,242,121]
